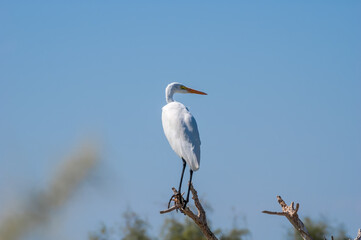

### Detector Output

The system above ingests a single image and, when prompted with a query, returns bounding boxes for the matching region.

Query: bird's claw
[168,192,185,209]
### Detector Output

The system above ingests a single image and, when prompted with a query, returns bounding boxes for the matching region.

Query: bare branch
[263,196,313,240]
[160,183,218,240]
[264,196,360,240]
[261,210,287,216]
[354,229,361,240]
[159,206,177,214]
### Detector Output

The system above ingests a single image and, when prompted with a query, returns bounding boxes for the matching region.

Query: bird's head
[167,82,207,95]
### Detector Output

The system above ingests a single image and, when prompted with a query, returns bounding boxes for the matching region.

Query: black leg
[183,169,193,208]
[178,158,187,194]
[168,158,187,208]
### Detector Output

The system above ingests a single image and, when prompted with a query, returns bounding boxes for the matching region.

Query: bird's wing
[162,102,201,171]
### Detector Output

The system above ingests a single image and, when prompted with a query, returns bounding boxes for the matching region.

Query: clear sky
[1,1,360,239]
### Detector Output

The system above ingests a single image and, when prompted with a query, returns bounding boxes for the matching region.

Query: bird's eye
[180,86,186,89]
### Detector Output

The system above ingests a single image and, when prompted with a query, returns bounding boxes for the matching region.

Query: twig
[263,196,313,240]
[160,183,218,240]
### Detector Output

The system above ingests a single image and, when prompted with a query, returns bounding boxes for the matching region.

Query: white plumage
[162,82,206,171]
[162,101,201,171]
[161,82,207,207]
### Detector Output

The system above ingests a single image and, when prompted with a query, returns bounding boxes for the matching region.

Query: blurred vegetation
[218,228,250,240]
[288,217,350,240]
[89,225,110,240]
[161,215,250,240]
[161,218,207,240]
[89,209,250,240]
[0,144,99,240]
[88,209,152,240]
[121,210,152,240]
[0,143,353,240]
[89,210,354,240]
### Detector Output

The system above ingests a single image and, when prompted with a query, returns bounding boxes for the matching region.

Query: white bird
[162,82,207,207]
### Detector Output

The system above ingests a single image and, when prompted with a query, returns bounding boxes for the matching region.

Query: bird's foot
[177,193,184,205]
[167,192,185,209]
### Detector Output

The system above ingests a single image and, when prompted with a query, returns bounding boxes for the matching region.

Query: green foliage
[121,210,152,240]
[218,228,250,240]
[160,216,249,240]
[161,218,206,240]
[289,217,349,240]
[89,211,353,240]
[88,209,250,240]
[88,224,110,240]
[88,210,152,240]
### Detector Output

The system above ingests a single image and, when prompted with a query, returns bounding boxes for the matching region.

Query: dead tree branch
[354,229,361,240]
[263,196,313,240]
[160,183,218,240]
[263,196,361,240]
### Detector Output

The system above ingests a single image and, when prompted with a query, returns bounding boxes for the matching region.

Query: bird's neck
[166,86,175,103]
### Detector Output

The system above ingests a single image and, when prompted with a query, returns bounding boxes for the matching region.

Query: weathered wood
[263,196,313,240]
[263,196,361,240]
[354,229,361,240]
[160,184,218,240]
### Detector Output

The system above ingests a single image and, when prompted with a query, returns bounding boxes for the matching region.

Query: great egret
[162,82,207,207]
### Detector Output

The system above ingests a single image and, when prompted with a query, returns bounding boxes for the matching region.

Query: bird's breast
[162,102,201,171]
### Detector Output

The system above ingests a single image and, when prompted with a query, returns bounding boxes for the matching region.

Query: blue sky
[1,1,360,239]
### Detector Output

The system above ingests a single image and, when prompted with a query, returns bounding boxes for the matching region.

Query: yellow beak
[185,87,207,95]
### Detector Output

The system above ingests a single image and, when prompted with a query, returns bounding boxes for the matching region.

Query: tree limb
[263,196,313,240]
[354,229,361,240]
[160,183,218,240]
[263,196,361,240]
